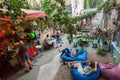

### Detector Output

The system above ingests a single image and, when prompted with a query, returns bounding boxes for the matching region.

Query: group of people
[14,29,64,73]
[43,30,63,50]
[92,27,102,38]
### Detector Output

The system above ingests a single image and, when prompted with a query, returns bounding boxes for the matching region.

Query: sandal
[62,61,66,65]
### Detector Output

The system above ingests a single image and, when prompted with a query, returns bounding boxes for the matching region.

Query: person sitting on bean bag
[61,46,87,61]
[69,61,100,80]
[46,34,56,46]
[61,48,79,57]
[56,31,63,44]
[43,34,56,50]
[68,61,98,75]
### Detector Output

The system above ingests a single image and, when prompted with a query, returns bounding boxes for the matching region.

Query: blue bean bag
[61,50,87,61]
[71,65,100,80]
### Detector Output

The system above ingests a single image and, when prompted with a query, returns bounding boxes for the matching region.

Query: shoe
[37,56,40,58]
[58,49,61,53]
[29,67,33,70]
[63,61,66,65]
[59,45,62,47]
[68,63,73,68]
[25,70,30,73]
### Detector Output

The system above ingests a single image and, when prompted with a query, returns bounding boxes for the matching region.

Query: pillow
[77,46,84,54]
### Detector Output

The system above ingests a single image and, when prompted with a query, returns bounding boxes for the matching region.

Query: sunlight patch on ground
[37,54,61,80]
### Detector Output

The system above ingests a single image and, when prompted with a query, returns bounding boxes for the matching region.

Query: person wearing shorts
[16,41,32,73]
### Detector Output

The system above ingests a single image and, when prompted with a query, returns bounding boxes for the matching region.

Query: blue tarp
[71,65,100,80]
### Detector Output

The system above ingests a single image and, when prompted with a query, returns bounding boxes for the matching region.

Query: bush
[97,46,106,56]
[103,40,108,45]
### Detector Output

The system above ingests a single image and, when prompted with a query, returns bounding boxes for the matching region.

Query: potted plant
[103,40,108,45]
[97,46,106,56]
[117,24,120,31]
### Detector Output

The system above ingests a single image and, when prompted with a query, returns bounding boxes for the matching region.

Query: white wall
[71,0,84,17]
[65,0,71,5]
[28,0,72,7]
[0,0,4,4]
[117,0,120,4]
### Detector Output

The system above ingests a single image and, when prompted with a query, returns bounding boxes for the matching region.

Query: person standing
[16,41,32,73]
[35,37,41,58]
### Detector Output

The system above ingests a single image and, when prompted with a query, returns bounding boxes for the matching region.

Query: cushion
[77,46,84,54]
[99,62,120,80]
[71,64,100,80]
[93,39,98,44]
[73,38,80,44]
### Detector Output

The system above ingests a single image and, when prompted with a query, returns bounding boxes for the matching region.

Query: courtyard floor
[8,34,114,80]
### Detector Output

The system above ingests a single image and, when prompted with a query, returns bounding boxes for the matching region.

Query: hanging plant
[41,0,74,44]
[103,0,113,13]
[116,3,120,21]
[97,46,106,56]
[74,11,97,22]
[117,24,120,30]
[0,0,36,54]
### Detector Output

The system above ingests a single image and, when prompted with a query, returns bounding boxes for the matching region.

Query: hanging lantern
[29,32,36,39]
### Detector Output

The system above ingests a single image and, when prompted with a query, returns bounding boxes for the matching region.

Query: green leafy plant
[78,40,89,47]
[0,0,36,53]
[117,3,120,21]
[75,0,113,22]
[84,0,104,9]
[97,46,106,56]
[40,0,74,43]
[103,0,113,13]
[117,24,120,30]
[74,11,97,21]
